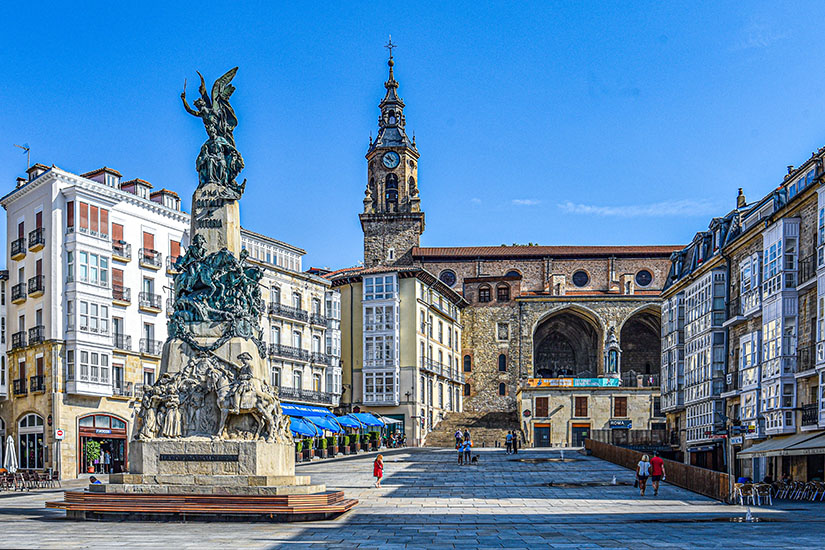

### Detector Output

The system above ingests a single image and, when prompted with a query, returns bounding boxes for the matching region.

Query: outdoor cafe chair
[754,483,773,506]
[734,483,755,506]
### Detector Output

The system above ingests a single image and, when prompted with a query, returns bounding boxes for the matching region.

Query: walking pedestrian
[505,431,513,454]
[463,438,473,465]
[455,429,463,447]
[457,439,464,465]
[637,454,651,496]
[463,428,470,442]
[650,451,666,496]
[373,454,384,488]
[512,432,518,454]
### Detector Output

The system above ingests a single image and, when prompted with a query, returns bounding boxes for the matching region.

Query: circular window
[439,270,457,287]
[572,270,589,287]
[635,270,653,287]
[505,270,521,278]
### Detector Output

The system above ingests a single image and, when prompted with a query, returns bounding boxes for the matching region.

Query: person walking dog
[373,454,384,488]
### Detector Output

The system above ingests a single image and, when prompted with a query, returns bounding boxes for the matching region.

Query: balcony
[112,241,132,262]
[28,325,44,346]
[268,343,310,362]
[112,285,131,305]
[268,302,308,323]
[277,386,336,405]
[621,372,660,387]
[140,338,163,356]
[420,358,443,376]
[11,282,26,304]
[113,334,132,351]
[66,374,113,397]
[166,255,182,274]
[112,382,134,398]
[28,227,45,252]
[797,345,815,375]
[10,237,26,260]
[669,431,681,446]
[27,275,44,298]
[12,378,27,396]
[29,375,45,393]
[802,403,818,427]
[138,291,162,313]
[139,248,162,269]
[309,313,327,326]
[799,253,817,289]
[11,331,26,350]
[310,352,332,365]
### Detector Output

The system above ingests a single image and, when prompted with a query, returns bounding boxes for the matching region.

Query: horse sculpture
[206,365,280,442]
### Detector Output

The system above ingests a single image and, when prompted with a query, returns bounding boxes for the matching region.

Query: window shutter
[112,223,123,242]
[100,208,108,236]
[36,259,42,277]
[536,397,549,417]
[35,211,42,229]
[66,201,74,228]
[79,202,89,230]
[170,240,181,259]
[143,231,154,251]
[112,268,124,288]
[36,356,44,377]
[90,206,99,233]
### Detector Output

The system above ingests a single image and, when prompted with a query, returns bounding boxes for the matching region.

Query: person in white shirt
[636,454,652,496]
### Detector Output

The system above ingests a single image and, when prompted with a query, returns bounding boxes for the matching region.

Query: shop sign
[95,429,112,434]
[527,378,620,388]
[608,420,632,429]
[523,410,532,417]
[730,436,744,445]
[54,429,65,440]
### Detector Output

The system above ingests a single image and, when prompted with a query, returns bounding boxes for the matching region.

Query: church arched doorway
[619,308,661,386]
[533,309,602,378]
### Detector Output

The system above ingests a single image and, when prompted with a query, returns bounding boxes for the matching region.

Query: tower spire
[370,38,414,152]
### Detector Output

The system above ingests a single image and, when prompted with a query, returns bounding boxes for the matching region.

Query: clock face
[382,151,400,169]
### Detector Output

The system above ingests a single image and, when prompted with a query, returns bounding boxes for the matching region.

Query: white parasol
[3,435,17,474]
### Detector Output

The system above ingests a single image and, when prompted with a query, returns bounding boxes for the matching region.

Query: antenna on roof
[13,143,30,169]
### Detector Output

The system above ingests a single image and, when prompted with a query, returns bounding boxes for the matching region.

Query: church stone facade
[348,51,679,446]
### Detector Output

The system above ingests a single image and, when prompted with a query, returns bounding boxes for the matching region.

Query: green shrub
[296,441,303,453]
[326,436,335,447]
[321,438,328,449]
[343,435,350,446]
[370,431,379,441]
[85,440,102,463]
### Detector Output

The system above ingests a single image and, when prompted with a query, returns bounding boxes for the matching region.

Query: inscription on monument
[159,453,239,462]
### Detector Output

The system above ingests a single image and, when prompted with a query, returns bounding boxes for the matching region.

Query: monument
[48,68,356,519]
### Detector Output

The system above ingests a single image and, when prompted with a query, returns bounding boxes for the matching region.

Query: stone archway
[533,308,603,378]
[619,307,661,381]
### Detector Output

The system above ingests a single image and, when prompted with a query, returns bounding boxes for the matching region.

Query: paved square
[1,448,820,549]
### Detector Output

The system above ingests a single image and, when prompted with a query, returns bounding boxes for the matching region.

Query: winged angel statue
[181,67,246,200]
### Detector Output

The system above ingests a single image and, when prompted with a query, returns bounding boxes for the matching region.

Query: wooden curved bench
[46,490,358,521]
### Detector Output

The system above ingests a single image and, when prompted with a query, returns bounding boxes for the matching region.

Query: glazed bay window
[364,371,395,404]
[364,275,396,301]
[365,305,395,332]
[79,301,109,334]
[78,350,110,384]
[365,334,394,367]
[78,251,109,287]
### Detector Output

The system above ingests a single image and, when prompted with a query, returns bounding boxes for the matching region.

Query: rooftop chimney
[736,188,746,208]
[16,177,26,188]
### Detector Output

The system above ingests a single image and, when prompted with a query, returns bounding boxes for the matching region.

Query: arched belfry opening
[619,308,661,383]
[533,308,603,378]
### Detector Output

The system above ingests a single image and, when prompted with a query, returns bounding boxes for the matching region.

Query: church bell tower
[360,41,424,267]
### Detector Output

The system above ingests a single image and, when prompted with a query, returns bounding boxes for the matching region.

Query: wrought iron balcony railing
[799,253,817,286]
[112,285,131,303]
[138,291,162,310]
[11,282,26,302]
[11,237,25,258]
[310,313,327,326]
[277,386,335,405]
[27,275,44,295]
[268,343,310,362]
[268,302,308,322]
[112,241,131,260]
[139,248,162,268]
[139,338,163,355]
[29,375,45,393]
[28,227,45,250]
[802,403,819,427]
[11,331,26,350]
[28,325,44,345]
[113,334,132,351]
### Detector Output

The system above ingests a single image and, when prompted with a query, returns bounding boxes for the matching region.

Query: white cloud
[512,199,541,206]
[733,20,786,51]
[470,197,482,205]
[557,198,721,218]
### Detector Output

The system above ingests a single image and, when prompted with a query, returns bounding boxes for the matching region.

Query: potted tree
[328,436,338,457]
[317,437,328,459]
[353,434,361,453]
[85,440,101,474]
[342,435,350,455]
[303,438,314,461]
[295,440,303,463]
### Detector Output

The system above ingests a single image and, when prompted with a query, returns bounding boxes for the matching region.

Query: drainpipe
[721,249,734,502]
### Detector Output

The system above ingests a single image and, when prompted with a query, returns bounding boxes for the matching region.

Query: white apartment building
[660,293,685,415]
[0,163,341,479]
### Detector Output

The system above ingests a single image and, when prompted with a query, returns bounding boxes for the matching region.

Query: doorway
[534,423,551,447]
[77,414,128,474]
[571,423,590,447]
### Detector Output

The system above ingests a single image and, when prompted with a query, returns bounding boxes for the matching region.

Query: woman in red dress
[373,454,384,488]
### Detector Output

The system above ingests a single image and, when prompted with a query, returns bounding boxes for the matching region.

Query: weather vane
[385,35,397,59]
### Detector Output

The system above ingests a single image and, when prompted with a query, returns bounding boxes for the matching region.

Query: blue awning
[352,412,385,427]
[290,417,320,437]
[281,402,334,417]
[306,415,343,434]
[336,414,363,429]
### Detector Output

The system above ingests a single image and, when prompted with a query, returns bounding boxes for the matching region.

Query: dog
[470,455,480,465]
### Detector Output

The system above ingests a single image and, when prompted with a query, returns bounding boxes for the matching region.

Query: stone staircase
[423,411,523,448]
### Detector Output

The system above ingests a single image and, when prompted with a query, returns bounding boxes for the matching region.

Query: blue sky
[2,2,825,269]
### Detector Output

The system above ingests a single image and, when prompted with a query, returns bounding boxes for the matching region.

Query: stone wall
[361,213,424,267]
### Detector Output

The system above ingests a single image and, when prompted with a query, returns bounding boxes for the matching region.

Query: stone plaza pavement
[0,447,822,549]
